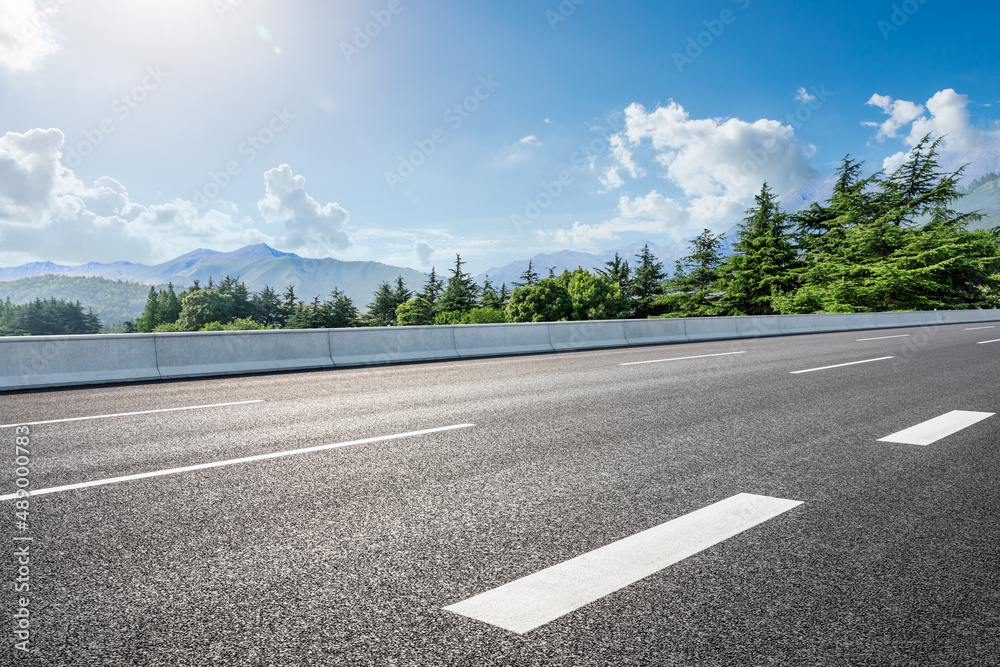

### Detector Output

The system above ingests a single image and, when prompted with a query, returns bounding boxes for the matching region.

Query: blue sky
[1,0,998,274]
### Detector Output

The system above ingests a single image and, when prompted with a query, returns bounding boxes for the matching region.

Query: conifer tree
[513,260,539,289]
[629,244,667,317]
[717,182,798,315]
[419,267,444,306]
[436,254,479,313]
[661,231,725,316]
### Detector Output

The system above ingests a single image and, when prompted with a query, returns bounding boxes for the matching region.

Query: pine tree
[418,268,444,306]
[325,288,359,328]
[513,260,539,289]
[661,231,725,316]
[480,277,502,310]
[436,254,479,313]
[138,286,159,333]
[367,281,400,326]
[629,244,667,317]
[717,182,798,315]
[280,285,299,324]
[774,138,999,313]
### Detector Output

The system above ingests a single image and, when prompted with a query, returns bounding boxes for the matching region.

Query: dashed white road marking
[0,424,474,501]
[856,334,910,341]
[620,351,747,366]
[964,326,996,331]
[976,339,1000,345]
[877,411,994,446]
[790,356,893,374]
[444,493,802,634]
[0,400,265,429]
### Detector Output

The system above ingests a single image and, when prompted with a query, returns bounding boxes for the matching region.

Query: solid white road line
[444,493,802,634]
[620,351,747,366]
[976,339,1000,345]
[877,411,994,446]
[790,356,893,374]
[0,400,265,429]
[964,326,996,330]
[0,424,474,501]
[855,334,910,341]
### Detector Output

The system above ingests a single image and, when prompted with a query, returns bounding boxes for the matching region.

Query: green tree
[598,253,632,298]
[218,276,253,319]
[396,297,435,326]
[630,244,668,317]
[512,260,539,289]
[323,288,359,328]
[506,278,572,322]
[156,283,182,325]
[367,279,408,326]
[436,254,479,313]
[137,286,160,332]
[252,285,284,326]
[480,277,502,310]
[176,290,236,330]
[660,230,726,316]
[717,182,798,315]
[418,267,445,307]
[280,285,299,324]
[556,268,629,320]
[775,138,1000,313]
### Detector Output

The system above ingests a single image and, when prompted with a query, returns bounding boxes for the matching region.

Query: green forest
[0,275,155,327]
[2,139,998,336]
[0,297,101,336]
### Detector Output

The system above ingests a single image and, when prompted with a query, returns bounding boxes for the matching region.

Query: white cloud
[257,164,352,255]
[795,87,817,104]
[600,133,645,192]
[0,129,369,266]
[0,0,61,72]
[865,93,925,141]
[413,239,433,268]
[519,135,540,145]
[866,89,1000,176]
[541,100,821,250]
[537,191,690,249]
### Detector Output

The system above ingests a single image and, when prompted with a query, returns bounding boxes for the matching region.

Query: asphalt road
[2,322,999,666]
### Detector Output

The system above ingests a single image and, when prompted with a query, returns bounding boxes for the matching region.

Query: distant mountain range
[0,244,429,308]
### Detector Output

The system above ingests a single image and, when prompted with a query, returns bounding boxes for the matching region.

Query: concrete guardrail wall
[2,309,998,391]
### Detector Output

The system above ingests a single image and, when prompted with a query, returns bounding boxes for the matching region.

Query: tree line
[0,297,101,336]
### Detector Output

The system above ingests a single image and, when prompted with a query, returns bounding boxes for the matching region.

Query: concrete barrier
[684,316,740,341]
[735,316,779,338]
[155,329,334,378]
[623,318,688,346]
[549,320,628,350]
[330,326,458,366]
[3,308,1000,391]
[0,334,160,389]
[843,312,877,330]
[454,322,553,357]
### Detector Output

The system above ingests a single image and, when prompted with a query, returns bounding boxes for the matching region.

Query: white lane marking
[620,351,747,366]
[0,400,265,429]
[0,424,474,501]
[976,339,1000,345]
[856,334,910,341]
[790,356,893,374]
[444,493,802,634]
[965,326,996,330]
[877,411,994,446]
